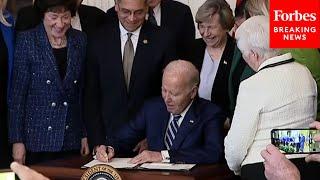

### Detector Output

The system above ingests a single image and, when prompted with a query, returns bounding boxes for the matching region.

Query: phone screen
[271,129,320,154]
[0,171,16,180]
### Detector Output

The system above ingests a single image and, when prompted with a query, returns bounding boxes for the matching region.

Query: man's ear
[250,50,259,61]
[115,3,119,12]
[190,86,198,99]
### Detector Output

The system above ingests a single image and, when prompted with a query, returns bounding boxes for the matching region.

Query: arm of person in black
[176,5,195,59]
[83,34,105,148]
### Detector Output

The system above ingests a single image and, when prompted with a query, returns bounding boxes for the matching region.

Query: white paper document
[139,163,196,171]
[82,158,137,169]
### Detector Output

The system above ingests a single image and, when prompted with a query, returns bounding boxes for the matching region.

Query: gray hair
[163,60,200,89]
[0,0,11,26]
[235,15,280,60]
[115,0,148,5]
[195,0,234,31]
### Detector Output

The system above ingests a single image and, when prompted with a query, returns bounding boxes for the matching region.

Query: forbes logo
[273,10,316,21]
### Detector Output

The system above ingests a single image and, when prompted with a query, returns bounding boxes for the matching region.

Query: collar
[257,53,293,71]
[153,3,161,15]
[171,100,194,118]
[119,21,142,38]
[147,3,161,21]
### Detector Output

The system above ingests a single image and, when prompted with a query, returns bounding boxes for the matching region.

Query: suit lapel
[171,101,199,150]
[112,22,128,97]
[62,30,82,90]
[78,5,89,34]
[211,34,234,98]
[128,23,150,95]
[160,1,169,26]
[159,103,171,149]
[36,24,64,95]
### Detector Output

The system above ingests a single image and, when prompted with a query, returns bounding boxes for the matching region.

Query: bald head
[162,60,199,114]
[163,60,200,89]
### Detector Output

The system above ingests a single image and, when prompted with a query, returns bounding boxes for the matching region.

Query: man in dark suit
[95,60,224,164]
[106,0,195,58]
[15,0,106,36]
[84,0,176,154]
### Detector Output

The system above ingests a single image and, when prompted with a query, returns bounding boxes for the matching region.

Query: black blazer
[188,34,235,116]
[159,0,195,58]
[106,0,195,58]
[84,20,177,146]
[15,4,106,36]
[15,5,40,31]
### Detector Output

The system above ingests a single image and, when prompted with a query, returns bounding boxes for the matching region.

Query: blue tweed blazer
[0,11,14,99]
[9,24,87,152]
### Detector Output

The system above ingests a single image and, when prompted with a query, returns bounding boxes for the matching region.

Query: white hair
[235,15,280,60]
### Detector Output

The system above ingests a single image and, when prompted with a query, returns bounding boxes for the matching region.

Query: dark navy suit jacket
[0,11,14,98]
[84,20,176,147]
[108,97,224,164]
[9,24,87,152]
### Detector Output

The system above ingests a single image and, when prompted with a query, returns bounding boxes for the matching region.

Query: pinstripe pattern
[164,115,181,149]
[9,24,87,152]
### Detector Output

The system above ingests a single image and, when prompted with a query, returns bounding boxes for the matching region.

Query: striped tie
[165,114,181,150]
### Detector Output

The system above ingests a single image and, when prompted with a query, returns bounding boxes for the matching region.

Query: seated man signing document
[95,60,224,164]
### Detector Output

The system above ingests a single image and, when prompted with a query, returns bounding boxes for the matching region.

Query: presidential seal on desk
[81,164,122,180]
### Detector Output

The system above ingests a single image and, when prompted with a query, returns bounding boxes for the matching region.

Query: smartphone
[0,171,16,180]
[271,129,320,154]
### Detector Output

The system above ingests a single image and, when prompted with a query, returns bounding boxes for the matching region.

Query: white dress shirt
[148,3,161,26]
[71,12,82,31]
[119,22,141,60]
[198,49,221,101]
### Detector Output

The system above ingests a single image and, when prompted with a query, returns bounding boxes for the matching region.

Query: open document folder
[82,157,196,171]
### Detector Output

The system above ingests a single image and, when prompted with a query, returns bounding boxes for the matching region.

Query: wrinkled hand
[80,138,90,156]
[133,138,148,154]
[261,144,300,180]
[129,150,162,164]
[10,162,49,180]
[95,145,115,162]
[12,143,26,164]
[305,121,320,163]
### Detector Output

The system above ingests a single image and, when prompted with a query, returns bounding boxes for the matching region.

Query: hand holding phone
[271,129,320,154]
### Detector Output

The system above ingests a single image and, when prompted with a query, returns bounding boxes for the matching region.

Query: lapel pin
[143,39,148,44]
[223,60,228,65]
[189,120,194,124]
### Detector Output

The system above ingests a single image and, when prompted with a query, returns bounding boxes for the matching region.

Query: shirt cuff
[161,150,170,163]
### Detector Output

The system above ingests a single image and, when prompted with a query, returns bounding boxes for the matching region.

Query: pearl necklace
[50,37,67,48]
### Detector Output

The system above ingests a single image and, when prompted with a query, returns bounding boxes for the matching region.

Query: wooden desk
[31,155,237,180]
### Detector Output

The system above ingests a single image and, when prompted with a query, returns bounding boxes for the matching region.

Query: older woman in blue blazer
[9,0,89,165]
[0,0,14,168]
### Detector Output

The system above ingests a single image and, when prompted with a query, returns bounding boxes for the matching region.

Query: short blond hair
[245,0,269,16]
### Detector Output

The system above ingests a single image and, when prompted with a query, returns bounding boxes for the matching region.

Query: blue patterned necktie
[165,114,182,150]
